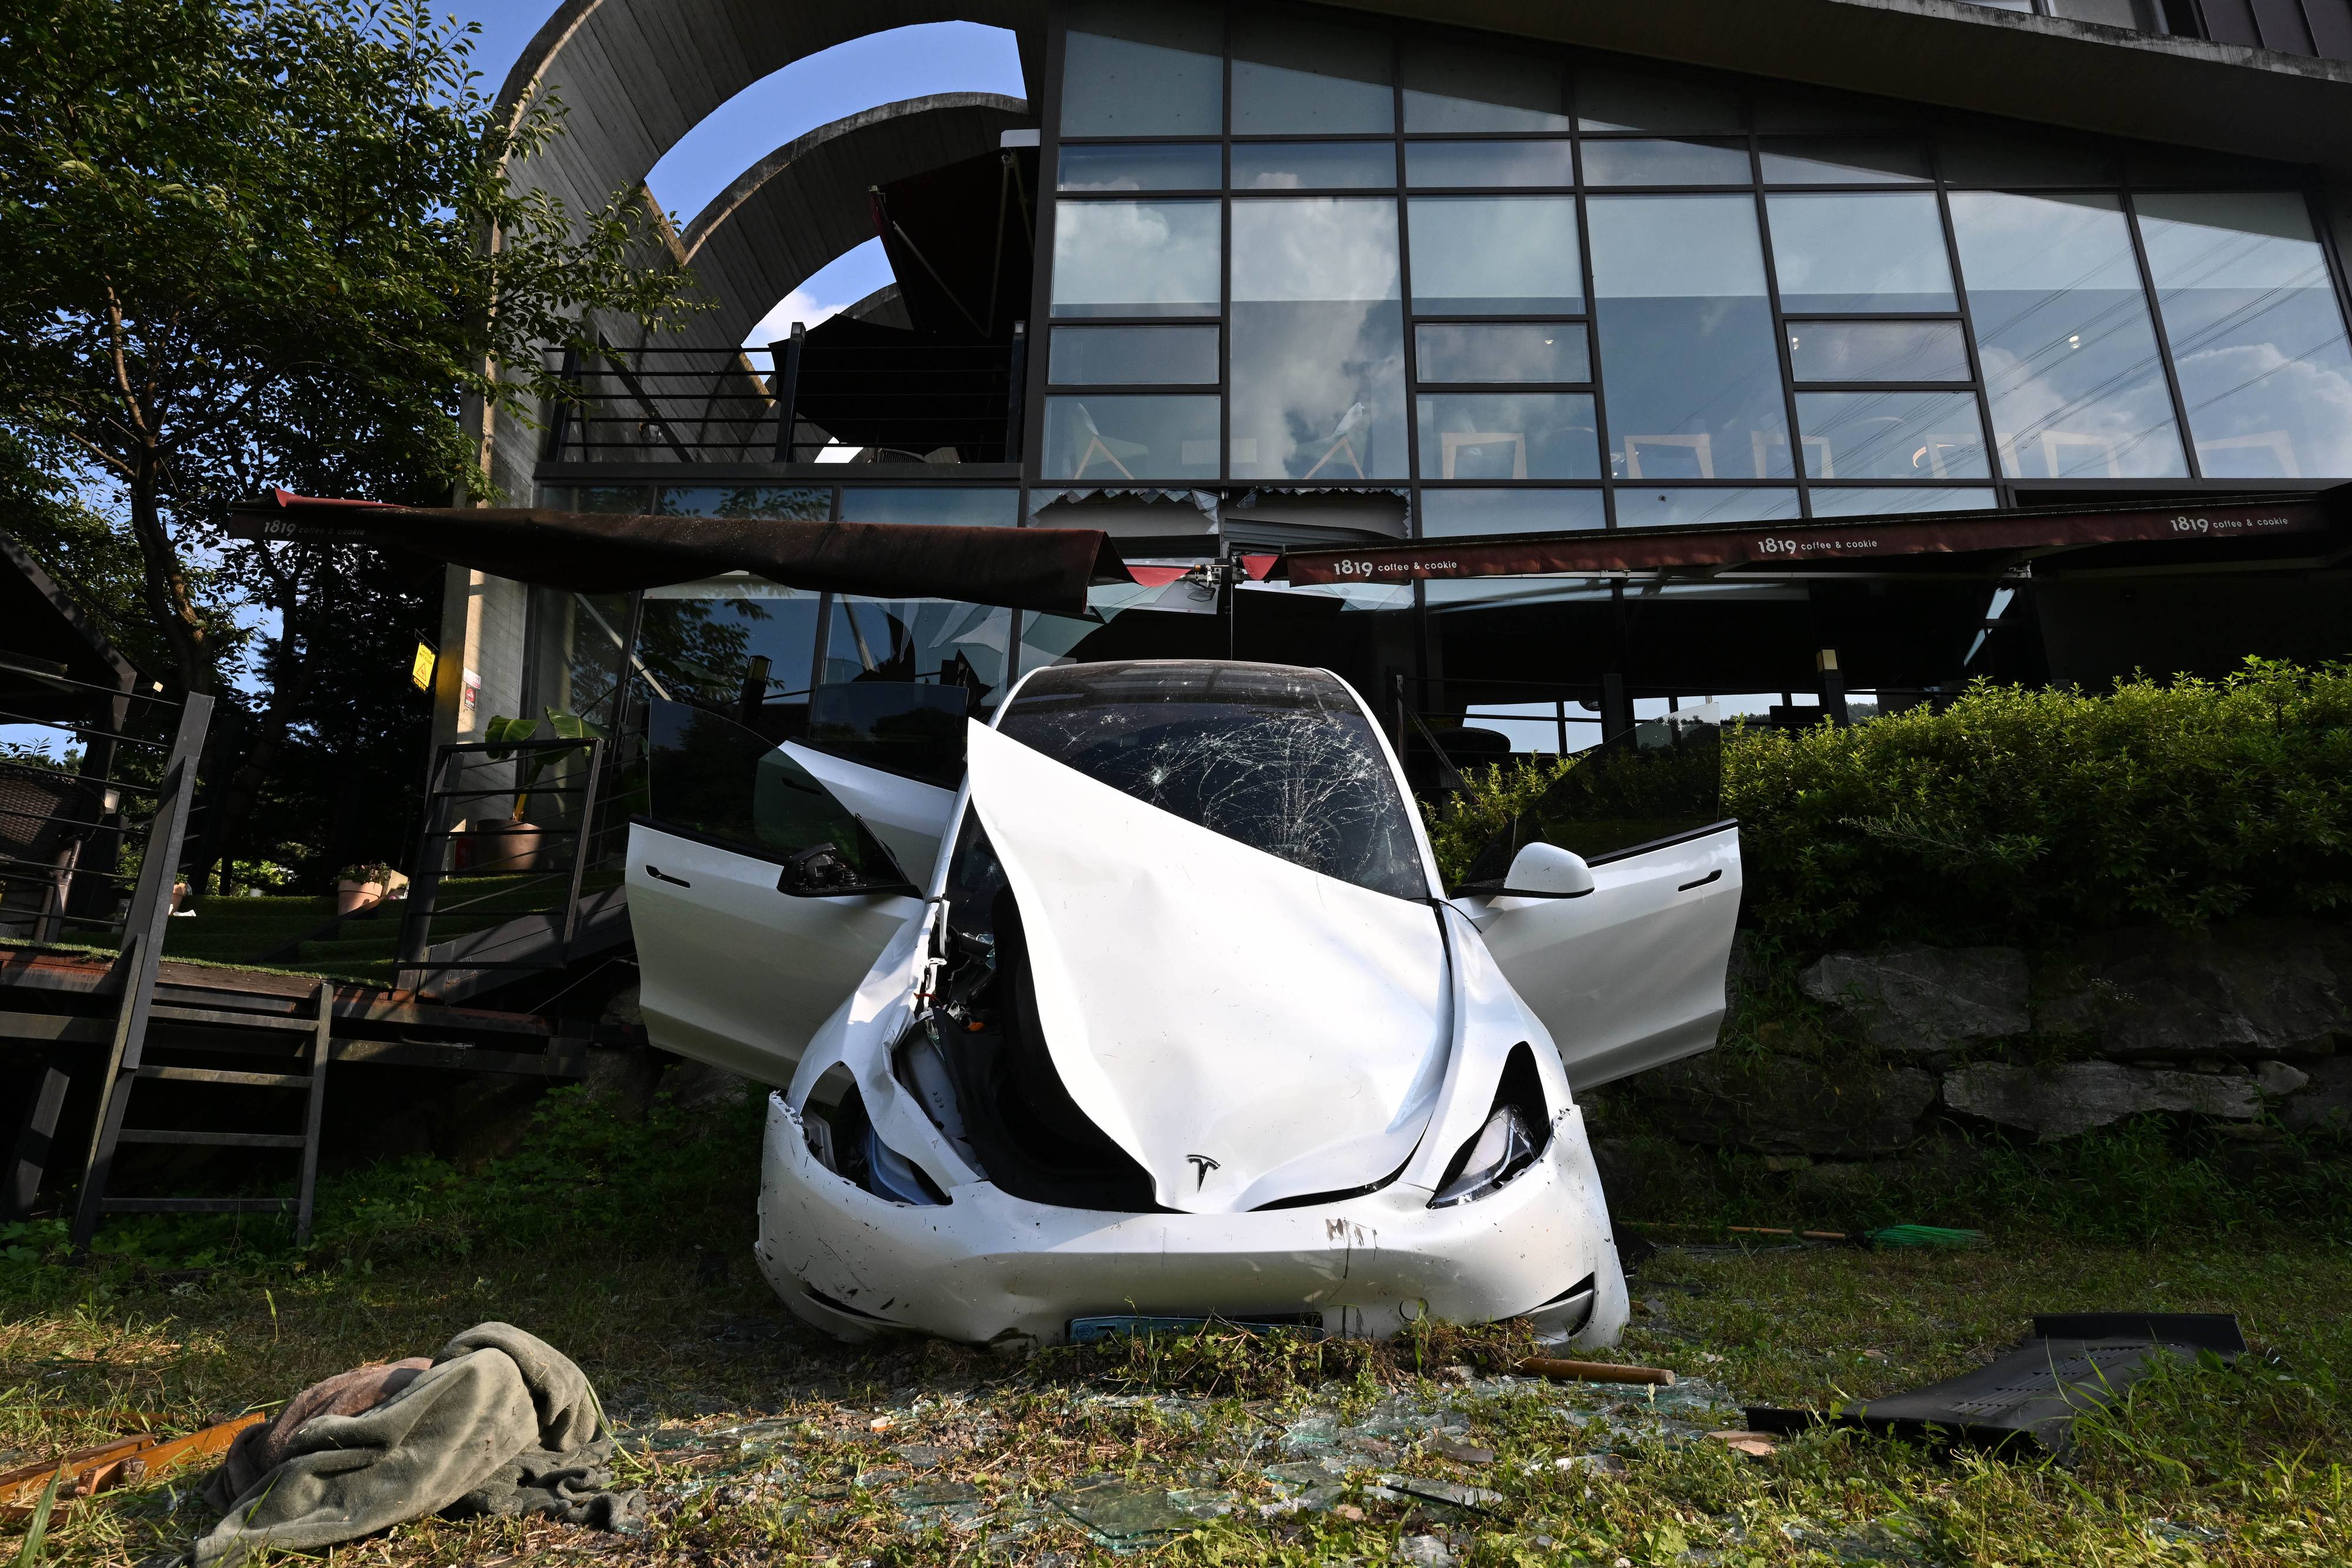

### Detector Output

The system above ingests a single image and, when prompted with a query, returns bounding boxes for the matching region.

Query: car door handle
[644,865,691,888]
[1677,869,1722,892]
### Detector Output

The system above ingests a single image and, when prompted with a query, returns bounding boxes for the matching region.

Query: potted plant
[458,709,608,874]
[336,861,396,915]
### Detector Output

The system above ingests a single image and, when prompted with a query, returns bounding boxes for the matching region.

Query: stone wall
[1589,918,2351,1214]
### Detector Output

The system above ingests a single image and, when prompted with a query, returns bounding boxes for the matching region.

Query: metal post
[1555,700,1568,758]
[770,323,805,462]
[394,745,463,991]
[559,737,607,951]
[1004,320,1028,462]
[1818,648,1850,726]
[1601,673,1633,744]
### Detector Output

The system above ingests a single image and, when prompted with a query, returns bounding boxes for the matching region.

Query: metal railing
[0,670,208,949]
[392,733,634,994]
[539,330,1026,467]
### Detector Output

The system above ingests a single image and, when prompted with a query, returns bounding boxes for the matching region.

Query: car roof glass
[998,660,1428,900]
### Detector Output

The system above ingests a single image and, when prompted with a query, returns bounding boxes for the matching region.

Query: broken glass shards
[998,660,1428,900]
[1050,1472,1237,1546]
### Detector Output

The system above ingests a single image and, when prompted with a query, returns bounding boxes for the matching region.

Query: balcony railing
[540,327,1027,467]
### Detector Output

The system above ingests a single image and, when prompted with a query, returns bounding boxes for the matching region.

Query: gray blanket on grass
[191,1322,640,1567]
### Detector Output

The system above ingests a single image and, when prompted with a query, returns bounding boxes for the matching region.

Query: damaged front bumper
[753,1091,1631,1353]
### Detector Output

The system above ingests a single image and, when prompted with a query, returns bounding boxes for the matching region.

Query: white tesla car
[624,661,1739,1352]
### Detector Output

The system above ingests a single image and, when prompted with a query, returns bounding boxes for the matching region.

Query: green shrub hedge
[1434,658,2352,954]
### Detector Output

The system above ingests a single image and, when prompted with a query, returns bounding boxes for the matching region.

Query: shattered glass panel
[998,661,1428,900]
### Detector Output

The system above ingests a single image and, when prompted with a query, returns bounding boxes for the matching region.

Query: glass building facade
[1038,0,2352,531]
[519,0,2352,738]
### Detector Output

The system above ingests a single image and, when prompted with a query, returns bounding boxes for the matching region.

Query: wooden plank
[101,1198,293,1214]
[0,1010,108,1044]
[148,1002,319,1033]
[328,1037,588,1077]
[134,1065,311,1089]
[115,1129,307,1148]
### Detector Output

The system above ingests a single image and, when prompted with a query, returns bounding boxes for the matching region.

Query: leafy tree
[0,0,695,699]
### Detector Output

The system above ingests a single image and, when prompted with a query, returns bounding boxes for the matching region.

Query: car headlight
[1428,1104,1539,1208]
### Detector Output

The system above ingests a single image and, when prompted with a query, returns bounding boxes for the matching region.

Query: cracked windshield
[997,661,1426,900]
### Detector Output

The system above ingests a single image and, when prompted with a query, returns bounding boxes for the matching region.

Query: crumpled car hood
[966,721,1451,1213]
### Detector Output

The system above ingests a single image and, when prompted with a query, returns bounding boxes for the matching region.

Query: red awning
[226,492,1128,616]
[1280,492,2345,586]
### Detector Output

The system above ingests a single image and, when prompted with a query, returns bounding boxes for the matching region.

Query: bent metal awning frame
[225,492,1130,617]
[1277,489,2352,587]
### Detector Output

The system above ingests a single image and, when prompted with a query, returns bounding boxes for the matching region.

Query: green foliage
[1436,660,2352,954]
[0,1076,764,1282]
[1421,751,1572,885]
[1,0,701,691]
[1726,658,2352,950]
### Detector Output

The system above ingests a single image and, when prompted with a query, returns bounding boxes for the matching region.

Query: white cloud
[746,287,852,349]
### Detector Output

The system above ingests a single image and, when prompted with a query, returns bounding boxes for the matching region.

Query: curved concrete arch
[479,0,1043,494]
[664,92,1031,353]
[493,1,1042,238]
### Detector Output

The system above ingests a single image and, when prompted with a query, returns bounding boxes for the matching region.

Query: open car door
[626,693,956,1086]
[1459,723,1743,1090]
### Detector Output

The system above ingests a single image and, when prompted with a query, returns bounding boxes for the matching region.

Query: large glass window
[1768,193,1957,312]
[1576,69,1743,133]
[1401,42,1572,132]
[1404,142,1575,188]
[1758,139,1931,183]
[1788,321,1972,383]
[1051,200,1221,318]
[1044,5,2352,522]
[822,597,1016,707]
[1809,487,1997,516]
[655,486,829,520]
[1420,489,1607,535]
[1415,323,1591,383]
[1407,197,1582,313]
[1043,395,1221,480]
[1950,192,2188,479]
[1058,143,1222,191]
[1061,0,1223,136]
[1231,14,1394,135]
[1615,488,1800,527]
[1230,198,1408,480]
[1418,394,1602,479]
[1794,392,1991,479]
[1581,139,1750,186]
[2136,193,2352,479]
[837,489,1020,527]
[1049,325,1220,385]
[1233,142,1395,189]
[636,579,826,711]
[1589,195,1791,480]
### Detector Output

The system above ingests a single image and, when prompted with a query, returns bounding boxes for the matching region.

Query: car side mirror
[1507,841,1595,897]
[1448,839,1596,901]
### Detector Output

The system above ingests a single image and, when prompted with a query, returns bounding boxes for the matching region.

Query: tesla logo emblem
[1186,1154,1220,1189]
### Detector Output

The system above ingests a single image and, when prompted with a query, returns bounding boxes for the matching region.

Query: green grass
[4,1085,2347,1566]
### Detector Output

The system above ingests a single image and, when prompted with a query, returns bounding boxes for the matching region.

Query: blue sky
[443,6,1027,340]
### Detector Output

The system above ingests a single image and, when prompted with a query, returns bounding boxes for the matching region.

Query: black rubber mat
[1745,1312,2244,1453]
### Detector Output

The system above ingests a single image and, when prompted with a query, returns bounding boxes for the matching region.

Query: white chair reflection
[1068,403,1145,480]
[1439,430,1528,479]
[1750,430,1834,476]
[1625,433,1713,479]
[1997,429,2123,479]
[1302,402,1371,480]
[2194,431,2301,478]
